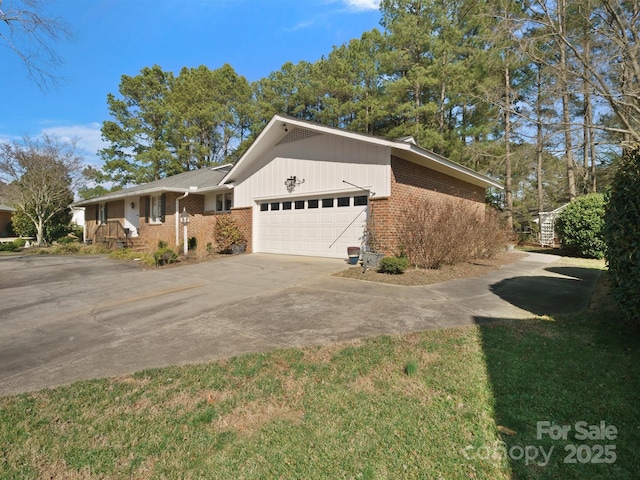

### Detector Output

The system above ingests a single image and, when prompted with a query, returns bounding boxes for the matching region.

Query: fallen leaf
[498,425,517,436]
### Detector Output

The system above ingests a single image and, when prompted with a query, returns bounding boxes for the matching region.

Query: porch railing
[94,220,130,248]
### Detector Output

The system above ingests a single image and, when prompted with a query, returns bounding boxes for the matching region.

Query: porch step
[127,238,150,253]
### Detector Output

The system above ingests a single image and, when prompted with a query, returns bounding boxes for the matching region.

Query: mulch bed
[334,251,528,286]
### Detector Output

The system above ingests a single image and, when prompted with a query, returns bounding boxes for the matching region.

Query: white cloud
[41,123,106,167]
[285,20,316,32]
[343,0,380,11]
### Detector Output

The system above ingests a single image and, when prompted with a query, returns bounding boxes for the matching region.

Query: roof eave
[392,143,504,190]
[71,184,233,207]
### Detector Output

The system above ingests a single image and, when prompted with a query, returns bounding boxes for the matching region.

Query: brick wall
[231,207,253,253]
[139,193,210,251]
[85,193,254,254]
[370,156,486,255]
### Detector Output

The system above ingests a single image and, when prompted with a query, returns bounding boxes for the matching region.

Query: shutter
[144,196,150,223]
[95,204,99,222]
[160,193,166,223]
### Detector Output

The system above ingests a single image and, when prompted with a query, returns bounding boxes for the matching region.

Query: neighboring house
[0,204,16,237]
[70,206,86,241]
[73,115,503,258]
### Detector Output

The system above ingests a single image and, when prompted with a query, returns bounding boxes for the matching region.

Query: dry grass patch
[213,398,305,436]
[300,338,365,364]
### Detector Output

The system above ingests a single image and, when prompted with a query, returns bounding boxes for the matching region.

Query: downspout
[175,192,189,246]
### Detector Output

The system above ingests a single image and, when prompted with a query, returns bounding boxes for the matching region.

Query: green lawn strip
[1,332,508,479]
[1,264,637,479]
[477,272,640,479]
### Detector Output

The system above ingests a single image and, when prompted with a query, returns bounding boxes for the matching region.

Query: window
[308,199,319,209]
[295,200,305,209]
[322,198,334,208]
[354,195,368,206]
[216,192,233,212]
[98,204,106,224]
[337,197,350,207]
[260,203,268,212]
[283,201,292,210]
[149,194,164,223]
[270,202,280,211]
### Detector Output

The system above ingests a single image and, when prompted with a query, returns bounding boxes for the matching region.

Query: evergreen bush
[604,148,640,322]
[377,256,409,274]
[0,242,19,252]
[556,193,607,259]
[154,247,177,266]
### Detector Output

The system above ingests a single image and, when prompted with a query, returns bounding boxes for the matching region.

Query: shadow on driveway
[489,266,601,316]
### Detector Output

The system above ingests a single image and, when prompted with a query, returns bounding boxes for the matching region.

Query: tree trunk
[582,6,597,193]
[536,65,544,213]
[36,219,45,246]
[559,0,577,200]
[504,67,514,233]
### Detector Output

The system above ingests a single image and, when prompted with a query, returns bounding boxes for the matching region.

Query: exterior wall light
[285,175,305,193]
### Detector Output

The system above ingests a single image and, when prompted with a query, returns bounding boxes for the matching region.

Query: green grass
[1,265,638,479]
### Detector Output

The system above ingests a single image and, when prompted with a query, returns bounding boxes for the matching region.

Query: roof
[0,204,16,212]
[73,115,503,208]
[222,115,503,190]
[72,164,233,206]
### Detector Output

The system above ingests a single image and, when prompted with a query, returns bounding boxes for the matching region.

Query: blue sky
[1,0,381,167]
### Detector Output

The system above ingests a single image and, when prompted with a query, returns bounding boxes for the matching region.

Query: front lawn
[1,263,638,478]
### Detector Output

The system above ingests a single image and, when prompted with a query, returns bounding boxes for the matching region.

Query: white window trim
[213,192,233,213]
[149,194,163,224]
[98,203,106,225]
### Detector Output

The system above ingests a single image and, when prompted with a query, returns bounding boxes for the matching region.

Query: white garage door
[257,194,368,258]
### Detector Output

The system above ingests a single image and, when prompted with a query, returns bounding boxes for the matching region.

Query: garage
[257,194,368,258]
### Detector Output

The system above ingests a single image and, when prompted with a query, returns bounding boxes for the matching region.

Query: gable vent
[276,127,321,145]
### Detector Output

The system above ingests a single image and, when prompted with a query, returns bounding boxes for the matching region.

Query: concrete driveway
[0,252,600,396]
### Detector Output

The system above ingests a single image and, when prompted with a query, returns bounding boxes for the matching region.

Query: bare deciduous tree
[530,0,640,146]
[0,135,84,245]
[0,0,71,90]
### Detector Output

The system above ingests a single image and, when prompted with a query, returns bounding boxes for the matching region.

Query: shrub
[188,236,197,251]
[604,148,640,322]
[556,193,607,259]
[154,247,178,266]
[0,242,19,252]
[377,256,409,274]
[13,238,27,248]
[397,198,507,269]
[57,236,76,244]
[214,215,245,253]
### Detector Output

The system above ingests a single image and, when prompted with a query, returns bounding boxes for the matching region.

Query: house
[70,206,86,241]
[0,204,16,238]
[73,115,503,258]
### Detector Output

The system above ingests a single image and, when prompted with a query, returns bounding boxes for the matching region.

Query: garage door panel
[258,195,368,258]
